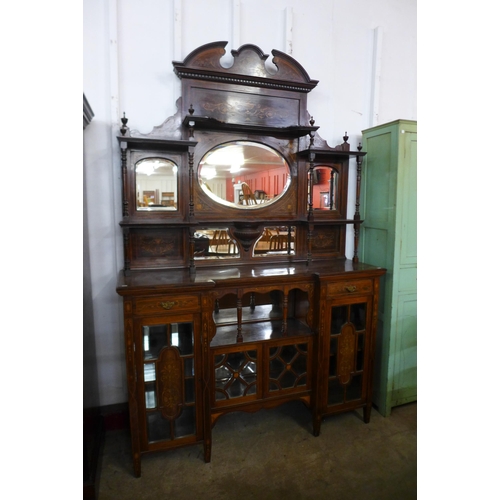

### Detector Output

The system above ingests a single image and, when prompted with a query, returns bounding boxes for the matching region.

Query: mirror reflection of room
[310,166,338,210]
[253,226,295,257]
[193,228,240,259]
[135,158,178,211]
[199,141,291,209]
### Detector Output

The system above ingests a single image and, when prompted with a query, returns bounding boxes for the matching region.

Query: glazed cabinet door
[325,299,372,412]
[316,283,376,432]
[132,313,203,475]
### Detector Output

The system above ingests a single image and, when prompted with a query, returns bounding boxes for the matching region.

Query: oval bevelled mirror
[135,158,178,211]
[198,141,290,209]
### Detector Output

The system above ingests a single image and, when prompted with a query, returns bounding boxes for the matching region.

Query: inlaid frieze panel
[311,226,341,253]
[129,228,185,268]
[192,88,301,128]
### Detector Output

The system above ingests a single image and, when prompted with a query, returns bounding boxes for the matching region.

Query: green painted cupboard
[359,119,417,417]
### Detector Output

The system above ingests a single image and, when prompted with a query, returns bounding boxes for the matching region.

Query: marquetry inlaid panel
[158,347,183,420]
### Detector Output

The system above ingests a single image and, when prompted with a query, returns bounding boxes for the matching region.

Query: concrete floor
[97,401,417,500]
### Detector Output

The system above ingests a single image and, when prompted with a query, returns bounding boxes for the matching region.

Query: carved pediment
[173,41,318,92]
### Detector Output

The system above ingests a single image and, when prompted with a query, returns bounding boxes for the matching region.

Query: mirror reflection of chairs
[269,233,288,251]
[210,230,238,255]
[161,192,175,207]
[265,227,294,252]
[241,182,257,205]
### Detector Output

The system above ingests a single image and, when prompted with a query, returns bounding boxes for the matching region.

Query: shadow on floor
[98,401,417,500]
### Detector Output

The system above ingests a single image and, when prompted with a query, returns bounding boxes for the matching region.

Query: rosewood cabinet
[116,42,385,476]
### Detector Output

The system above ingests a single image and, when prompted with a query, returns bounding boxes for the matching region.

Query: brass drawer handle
[161,301,177,310]
[345,285,357,293]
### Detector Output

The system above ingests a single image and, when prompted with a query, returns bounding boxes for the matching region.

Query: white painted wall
[83,0,416,406]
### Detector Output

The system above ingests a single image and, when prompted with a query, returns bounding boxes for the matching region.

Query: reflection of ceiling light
[136,159,177,176]
[206,147,244,167]
[137,160,161,176]
[201,166,216,180]
[229,163,241,173]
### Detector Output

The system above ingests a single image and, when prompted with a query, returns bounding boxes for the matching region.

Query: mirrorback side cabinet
[116,42,385,477]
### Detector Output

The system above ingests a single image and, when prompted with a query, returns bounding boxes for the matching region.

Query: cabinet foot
[313,416,321,437]
[133,453,141,478]
[204,441,212,463]
[363,404,372,423]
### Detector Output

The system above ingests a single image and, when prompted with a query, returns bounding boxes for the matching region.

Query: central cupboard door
[211,338,313,409]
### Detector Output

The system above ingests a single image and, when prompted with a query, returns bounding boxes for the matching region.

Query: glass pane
[144,382,156,409]
[136,158,178,212]
[144,363,156,382]
[174,406,196,438]
[328,379,344,406]
[350,303,366,331]
[291,346,307,375]
[280,370,297,389]
[346,374,363,401]
[199,141,291,209]
[144,324,168,359]
[270,357,284,377]
[228,378,246,398]
[330,307,348,335]
[226,352,245,370]
[280,345,296,364]
[184,358,194,377]
[173,323,194,356]
[184,378,195,404]
[241,361,257,377]
[329,337,338,376]
[214,350,257,400]
[356,334,365,371]
[147,412,170,442]
[269,344,307,392]
[215,364,231,385]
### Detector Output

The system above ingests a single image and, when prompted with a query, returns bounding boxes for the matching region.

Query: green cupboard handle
[345,286,357,293]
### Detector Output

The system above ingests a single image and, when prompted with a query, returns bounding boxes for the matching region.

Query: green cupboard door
[360,120,417,416]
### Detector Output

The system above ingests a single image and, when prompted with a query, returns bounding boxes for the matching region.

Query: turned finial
[120,112,129,136]
[308,117,316,148]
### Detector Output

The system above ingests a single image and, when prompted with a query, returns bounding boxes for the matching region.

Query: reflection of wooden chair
[241,182,257,205]
[211,230,237,255]
[269,234,288,251]
[161,192,175,207]
[143,190,155,205]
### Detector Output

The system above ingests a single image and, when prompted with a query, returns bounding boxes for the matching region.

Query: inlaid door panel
[136,314,202,450]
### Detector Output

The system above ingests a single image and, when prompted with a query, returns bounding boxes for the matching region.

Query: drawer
[134,295,200,315]
[326,279,373,298]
